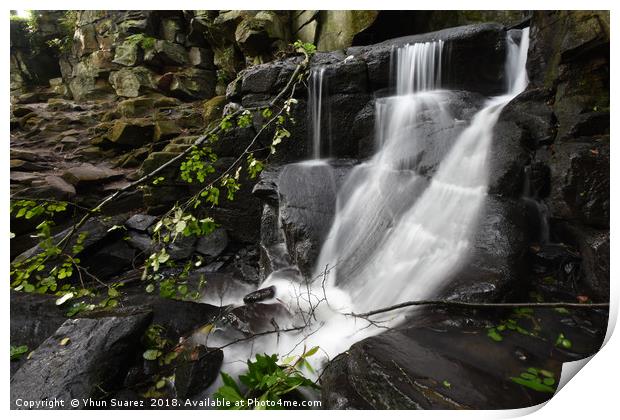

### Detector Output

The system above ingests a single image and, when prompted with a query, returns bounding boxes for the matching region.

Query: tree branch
[349,300,610,318]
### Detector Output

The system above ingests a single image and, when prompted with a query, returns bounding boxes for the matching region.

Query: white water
[202,29,530,386]
[309,67,326,159]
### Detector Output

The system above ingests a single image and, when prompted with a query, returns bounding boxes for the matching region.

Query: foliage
[486,308,539,343]
[293,40,317,57]
[124,33,157,50]
[45,11,78,53]
[510,367,556,393]
[10,40,310,312]
[555,332,572,349]
[214,348,320,410]
[10,345,29,361]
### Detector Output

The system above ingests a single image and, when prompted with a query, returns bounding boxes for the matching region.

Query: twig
[350,300,610,318]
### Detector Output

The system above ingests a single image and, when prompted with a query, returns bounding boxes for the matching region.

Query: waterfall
[309,67,326,159]
[315,30,529,315]
[204,29,531,385]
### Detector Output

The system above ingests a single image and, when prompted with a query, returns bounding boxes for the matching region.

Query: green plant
[214,348,320,410]
[510,367,556,393]
[10,345,29,361]
[124,33,156,50]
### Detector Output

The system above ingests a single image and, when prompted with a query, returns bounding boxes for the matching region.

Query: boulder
[117,96,156,118]
[120,292,220,341]
[144,39,188,66]
[109,67,157,98]
[235,11,289,58]
[112,42,142,67]
[157,68,216,100]
[195,228,229,257]
[107,119,156,147]
[125,213,158,231]
[274,161,355,277]
[202,95,227,126]
[11,310,153,409]
[10,291,67,375]
[188,47,215,69]
[174,345,223,398]
[316,11,378,51]
[62,163,122,186]
[320,316,559,409]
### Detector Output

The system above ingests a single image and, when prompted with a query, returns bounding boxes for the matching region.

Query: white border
[2,2,617,418]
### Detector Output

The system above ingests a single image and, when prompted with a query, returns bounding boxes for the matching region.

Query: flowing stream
[204,28,530,385]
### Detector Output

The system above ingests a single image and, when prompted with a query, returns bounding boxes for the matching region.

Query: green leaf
[10,345,29,361]
[143,349,162,361]
[510,376,555,393]
[487,328,503,342]
[302,346,319,358]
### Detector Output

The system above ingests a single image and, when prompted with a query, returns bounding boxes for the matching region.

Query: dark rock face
[320,307,605,409]
[266,161,357,277]
[441,198,533,302]
[525,11,609,299]
[348,23,509,95]
[120,292,220,341]
[11,310,152,409]
[10,292,68,376]
[174,346,224,398]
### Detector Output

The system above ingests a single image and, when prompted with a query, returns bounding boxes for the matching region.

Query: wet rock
[547,140,609,228]
[125,231,153,253]
[195,228,229,257]
[489,89,555,198]
[321,319,561,409]
[154,119,183,141]
[125,213,158,231]
[167,234,197,260]
[174,345,223,398]
[275,161,356,277]
[120,292,219,341]
[107,119,156,147]
[348,23,508,95]
[441,197,532,302]
[10,291,67,374]
[11,310,152,409]
[82,240,136,280]
[243,286,276,304]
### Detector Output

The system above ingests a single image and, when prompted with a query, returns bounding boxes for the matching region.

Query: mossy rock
[117,97,156,118]
[202,95,227,127]
[107,118,156,147]
[154,120,183,142]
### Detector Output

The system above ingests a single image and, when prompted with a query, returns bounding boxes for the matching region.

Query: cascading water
[309,67,327,159]
[202,28,531,389]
